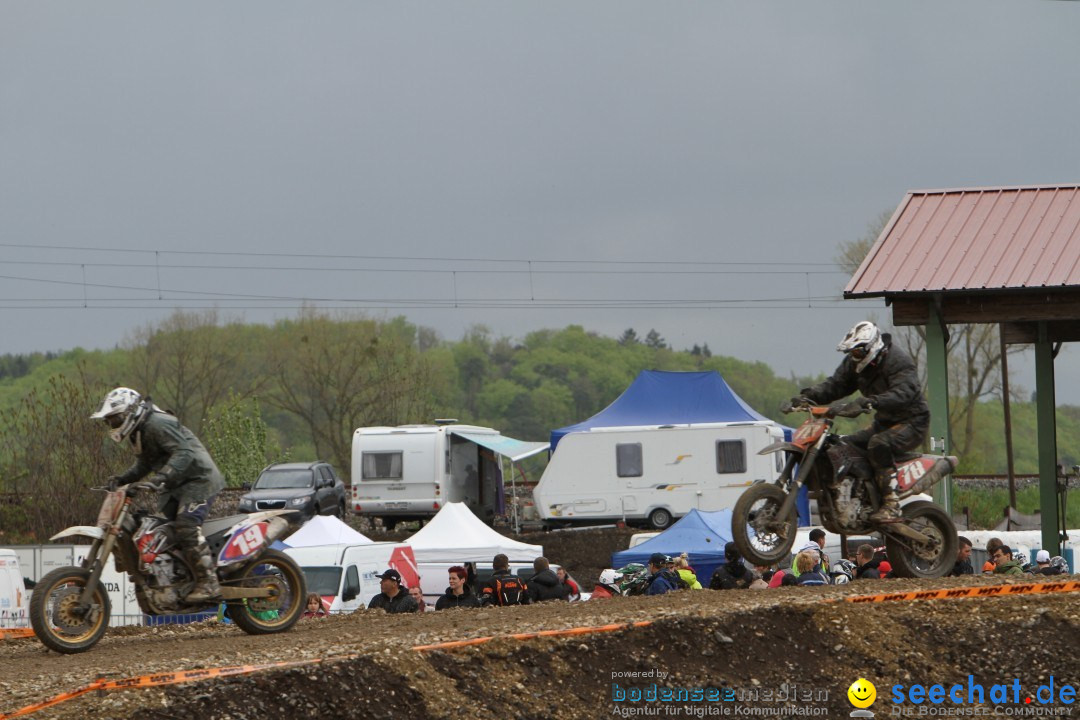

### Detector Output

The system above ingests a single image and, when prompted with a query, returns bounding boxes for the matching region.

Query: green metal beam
[1034,322,1062,557]
[925,301,951,513]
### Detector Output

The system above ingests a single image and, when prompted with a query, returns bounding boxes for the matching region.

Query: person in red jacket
[556,567,581,601]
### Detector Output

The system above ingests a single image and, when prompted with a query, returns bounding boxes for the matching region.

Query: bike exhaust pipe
[263,516,293,545]
[897,457,958,500]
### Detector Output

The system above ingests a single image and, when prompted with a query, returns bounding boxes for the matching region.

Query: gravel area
[3,573,1078,719]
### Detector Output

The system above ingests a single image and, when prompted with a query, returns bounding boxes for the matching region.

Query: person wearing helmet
[91,387,226,603]
[1048,556,1071,575]
[791,321,929,522]
[830,559,856,584]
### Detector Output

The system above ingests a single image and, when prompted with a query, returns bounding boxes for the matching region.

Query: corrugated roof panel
[845,185,1080,297]
[932,191,985,290]
[1004,190,1058,288]
[984,191,1032,289]
[1032,191,1080,287]
[890,193,947,292]
[1040,191,1080,287]
[958,190,1009,290]
[920,193,976,291]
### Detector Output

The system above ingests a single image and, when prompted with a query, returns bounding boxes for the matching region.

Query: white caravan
[351,423,548,529]
[534,421,785,530]
[285,542,418,613]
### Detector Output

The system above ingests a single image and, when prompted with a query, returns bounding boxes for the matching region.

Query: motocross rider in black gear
[792,322,930,522]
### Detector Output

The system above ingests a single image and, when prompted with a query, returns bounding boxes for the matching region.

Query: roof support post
[1035,321,1062,556]
[925,299,952,513]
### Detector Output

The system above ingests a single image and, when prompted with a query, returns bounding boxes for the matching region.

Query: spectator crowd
[303,530,1074,618]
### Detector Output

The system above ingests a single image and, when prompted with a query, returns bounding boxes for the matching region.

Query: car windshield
[254,470,313,490]
[301,566,342,596]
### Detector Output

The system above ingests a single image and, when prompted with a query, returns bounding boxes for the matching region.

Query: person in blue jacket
[645,553,678,595]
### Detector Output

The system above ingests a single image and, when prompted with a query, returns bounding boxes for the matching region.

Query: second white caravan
[533,421,785,529]
[351,422,548,529]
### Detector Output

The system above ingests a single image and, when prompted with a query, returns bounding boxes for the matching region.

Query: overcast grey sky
[3,2,1080,403]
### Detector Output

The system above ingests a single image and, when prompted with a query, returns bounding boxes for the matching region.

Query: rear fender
[217,515,292,567]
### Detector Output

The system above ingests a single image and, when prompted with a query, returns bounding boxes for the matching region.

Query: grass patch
[952,482,1080,530]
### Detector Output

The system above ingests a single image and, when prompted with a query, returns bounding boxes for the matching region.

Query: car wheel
[648,508,673,530]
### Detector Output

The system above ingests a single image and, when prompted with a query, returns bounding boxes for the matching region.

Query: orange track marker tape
[841,579,1080,604]
[0,629,34,641]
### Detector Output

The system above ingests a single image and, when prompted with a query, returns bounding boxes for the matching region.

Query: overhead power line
[0,241,840,268]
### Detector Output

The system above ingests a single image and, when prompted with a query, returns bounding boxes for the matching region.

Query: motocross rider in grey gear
[92,388,226,603]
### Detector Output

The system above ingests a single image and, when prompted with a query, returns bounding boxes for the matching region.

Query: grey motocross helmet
[837,321,885,373]
[90,387,148,443]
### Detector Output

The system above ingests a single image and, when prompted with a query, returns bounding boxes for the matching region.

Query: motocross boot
[184,542,222,603]
[868,470,902,523]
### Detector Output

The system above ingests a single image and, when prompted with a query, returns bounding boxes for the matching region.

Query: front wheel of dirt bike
[29,566,111,654]
[226,549,306,636]
[732,484,797,566]
[884,500,958,579]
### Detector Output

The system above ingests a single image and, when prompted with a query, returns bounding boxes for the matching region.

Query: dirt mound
[121,592,1080,719]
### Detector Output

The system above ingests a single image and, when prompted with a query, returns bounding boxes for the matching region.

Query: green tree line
[1,309,1078,541]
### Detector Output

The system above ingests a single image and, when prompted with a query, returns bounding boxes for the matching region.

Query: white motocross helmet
[837,321,885,373]
[90,387,146,443]
[831,560,855,584]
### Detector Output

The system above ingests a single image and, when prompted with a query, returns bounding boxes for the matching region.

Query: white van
[351,422,547,529]
[0,549,28,629]
[534,421,785,530]
[285,542,418,613]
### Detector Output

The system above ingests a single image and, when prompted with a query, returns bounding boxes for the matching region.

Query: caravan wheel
[648,508,673,530]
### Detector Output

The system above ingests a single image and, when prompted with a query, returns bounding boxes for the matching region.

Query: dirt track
[3,574,1079,720]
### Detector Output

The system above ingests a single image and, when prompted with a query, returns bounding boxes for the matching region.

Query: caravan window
[616,443,643,478]
[715,440,746,474]
[361,452,403,480]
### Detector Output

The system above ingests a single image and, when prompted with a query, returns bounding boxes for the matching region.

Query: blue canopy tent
[611,509,733,585]
[550,370,779,449]
[551,370,809,526]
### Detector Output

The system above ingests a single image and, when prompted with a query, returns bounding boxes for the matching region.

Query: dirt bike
[30,481,307,653]
[732,401,959,578]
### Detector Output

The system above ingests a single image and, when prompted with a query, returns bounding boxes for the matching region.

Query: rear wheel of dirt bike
[732,484,798,566]
[226,549,306,635]
[884,500,958,579]
[29,566,111,654]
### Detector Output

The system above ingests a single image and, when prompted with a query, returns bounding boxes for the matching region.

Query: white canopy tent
[405,502,543,563]
[283,515,372,548]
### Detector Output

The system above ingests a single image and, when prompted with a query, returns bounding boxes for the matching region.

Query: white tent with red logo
[405,502,542,563]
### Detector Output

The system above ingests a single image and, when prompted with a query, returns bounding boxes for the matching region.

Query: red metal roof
[845,185,1080,298]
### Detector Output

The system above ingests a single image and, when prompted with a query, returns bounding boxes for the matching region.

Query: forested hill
[0,311,1077,482]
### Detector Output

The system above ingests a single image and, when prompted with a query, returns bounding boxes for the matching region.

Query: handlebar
[99,480,164,494]
[781,400,872,419]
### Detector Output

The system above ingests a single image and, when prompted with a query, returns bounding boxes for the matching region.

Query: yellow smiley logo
[847,678,876,709]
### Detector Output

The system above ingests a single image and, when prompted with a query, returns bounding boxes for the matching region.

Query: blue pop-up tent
[611,509,733,586]
[551,370,809,526]
[550,370,777,450]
